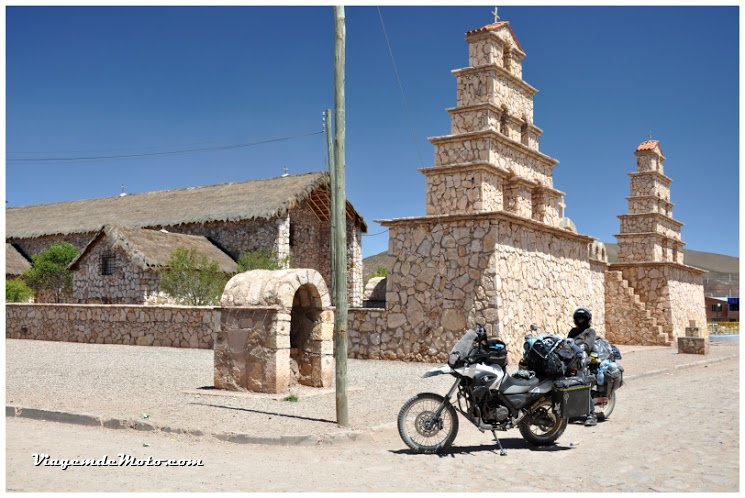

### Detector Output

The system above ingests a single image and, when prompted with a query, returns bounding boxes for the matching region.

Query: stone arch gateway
[214,269,334,393]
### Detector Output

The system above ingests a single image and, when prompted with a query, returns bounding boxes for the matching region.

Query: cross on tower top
[491,7,500,23]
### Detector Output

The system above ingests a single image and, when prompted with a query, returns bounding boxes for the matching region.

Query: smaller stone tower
[606,140,706,345]
[616,140,684,264]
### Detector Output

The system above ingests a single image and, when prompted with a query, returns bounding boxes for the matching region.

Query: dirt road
[6,357,738,492]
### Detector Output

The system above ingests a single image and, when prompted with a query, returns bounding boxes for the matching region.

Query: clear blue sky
[6,6,739,258]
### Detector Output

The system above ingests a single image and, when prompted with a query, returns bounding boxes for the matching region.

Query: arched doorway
[290,283,324,386]
[216,268,334,393]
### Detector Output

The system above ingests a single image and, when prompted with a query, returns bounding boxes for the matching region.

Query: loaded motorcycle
[397,325,579,455]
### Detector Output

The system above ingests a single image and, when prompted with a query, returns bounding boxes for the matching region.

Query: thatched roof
[7,172,367,239]
[69,226,238,273]
[6,243,31,276]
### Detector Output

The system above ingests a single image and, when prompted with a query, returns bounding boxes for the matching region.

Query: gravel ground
[5,338,739,437]
[6,356,739,492]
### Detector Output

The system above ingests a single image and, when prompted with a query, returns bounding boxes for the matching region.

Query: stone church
[6,172,367,305]
[348,20,705,363]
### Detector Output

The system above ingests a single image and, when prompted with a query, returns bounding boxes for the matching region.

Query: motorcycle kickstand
[491,430,507,456]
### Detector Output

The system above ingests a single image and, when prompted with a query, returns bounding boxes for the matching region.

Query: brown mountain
[363,244,739,297]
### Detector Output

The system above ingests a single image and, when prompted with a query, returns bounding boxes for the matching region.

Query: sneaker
[584,414,598,427]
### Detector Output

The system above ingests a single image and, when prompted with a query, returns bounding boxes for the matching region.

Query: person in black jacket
[568,307,598,426]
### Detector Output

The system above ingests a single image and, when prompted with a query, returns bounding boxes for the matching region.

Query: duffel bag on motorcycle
[552,376,592,418]
[600,361,624,392]
[523,336,566,378]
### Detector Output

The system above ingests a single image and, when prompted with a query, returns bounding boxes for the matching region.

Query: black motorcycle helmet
[573,307,592,328]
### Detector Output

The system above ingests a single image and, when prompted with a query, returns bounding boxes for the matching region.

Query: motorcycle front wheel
[518,398,567,446]
[397,392,459,454]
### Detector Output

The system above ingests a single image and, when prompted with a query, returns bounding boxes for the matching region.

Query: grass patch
[282,394,299,402]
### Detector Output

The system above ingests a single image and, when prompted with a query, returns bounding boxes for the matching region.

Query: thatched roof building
[6,243,31,277]
[7,172,366,239]
[70,226,238,274]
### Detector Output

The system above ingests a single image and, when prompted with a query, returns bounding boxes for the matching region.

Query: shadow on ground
[389,437,574,457]
[189,402,337,425]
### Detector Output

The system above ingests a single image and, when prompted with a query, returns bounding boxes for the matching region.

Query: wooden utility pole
[332,5,349,426]
[324,108,336,301]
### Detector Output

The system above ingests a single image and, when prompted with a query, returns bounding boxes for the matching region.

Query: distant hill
[363,244,739,297]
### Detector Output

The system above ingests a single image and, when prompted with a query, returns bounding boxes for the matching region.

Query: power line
[376,6,425,168]
[7,130,324,163]
[363,228,389,237]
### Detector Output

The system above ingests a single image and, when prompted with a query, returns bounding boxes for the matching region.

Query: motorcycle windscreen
[448,329,478,367]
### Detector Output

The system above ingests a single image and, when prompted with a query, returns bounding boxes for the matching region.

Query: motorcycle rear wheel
[594,389,616,421]
[518,398,567,446]
[397,392,459,454]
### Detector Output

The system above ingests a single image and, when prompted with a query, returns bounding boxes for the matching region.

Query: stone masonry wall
[604,270,667,345]
[72,237,160,304]
[151,218,279,261]
[667,267,707,338]
[612,263,706,341]
[8,232,97,260]
[493,219,606,360]
[349,215,605,365]
[6,303,220,348]
[425,169,503,215]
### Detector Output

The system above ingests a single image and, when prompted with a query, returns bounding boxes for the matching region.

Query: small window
[100,253,115,275]
[500,109,508,135]
[520,121,529,146]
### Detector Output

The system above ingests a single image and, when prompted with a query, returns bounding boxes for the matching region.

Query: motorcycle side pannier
[552,377,592,418]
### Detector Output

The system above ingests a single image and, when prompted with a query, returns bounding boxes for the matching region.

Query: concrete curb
[5,405,365,447]
[6,353,738,446]
[625,353,739,381]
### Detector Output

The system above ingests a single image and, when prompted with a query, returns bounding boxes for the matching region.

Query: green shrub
[159,248,229,306]
[367,265,388,282]
[237,249,291,272]
[22,242,79,302]
[6,278,34,302]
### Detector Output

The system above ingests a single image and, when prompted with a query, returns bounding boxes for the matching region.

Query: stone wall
[288,202,363,307]
[609,263,706,341]
[667,267,708,339]
[8,232,97,260]
[424,168,504,216]
[72,237,159,304]
[6,303,219,348]
[290,205,330,284]
[348,308,389,359]
[349,213,604,365]
[492,218,606,361]
[604,270,668,345]
[151,218,279,262]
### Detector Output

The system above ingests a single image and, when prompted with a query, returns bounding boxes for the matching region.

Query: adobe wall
[6,303,219,348]
[72,237,159,304]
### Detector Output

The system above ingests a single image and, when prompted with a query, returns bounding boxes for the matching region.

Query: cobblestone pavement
[5,339,738,437]
[6,355,738,492]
